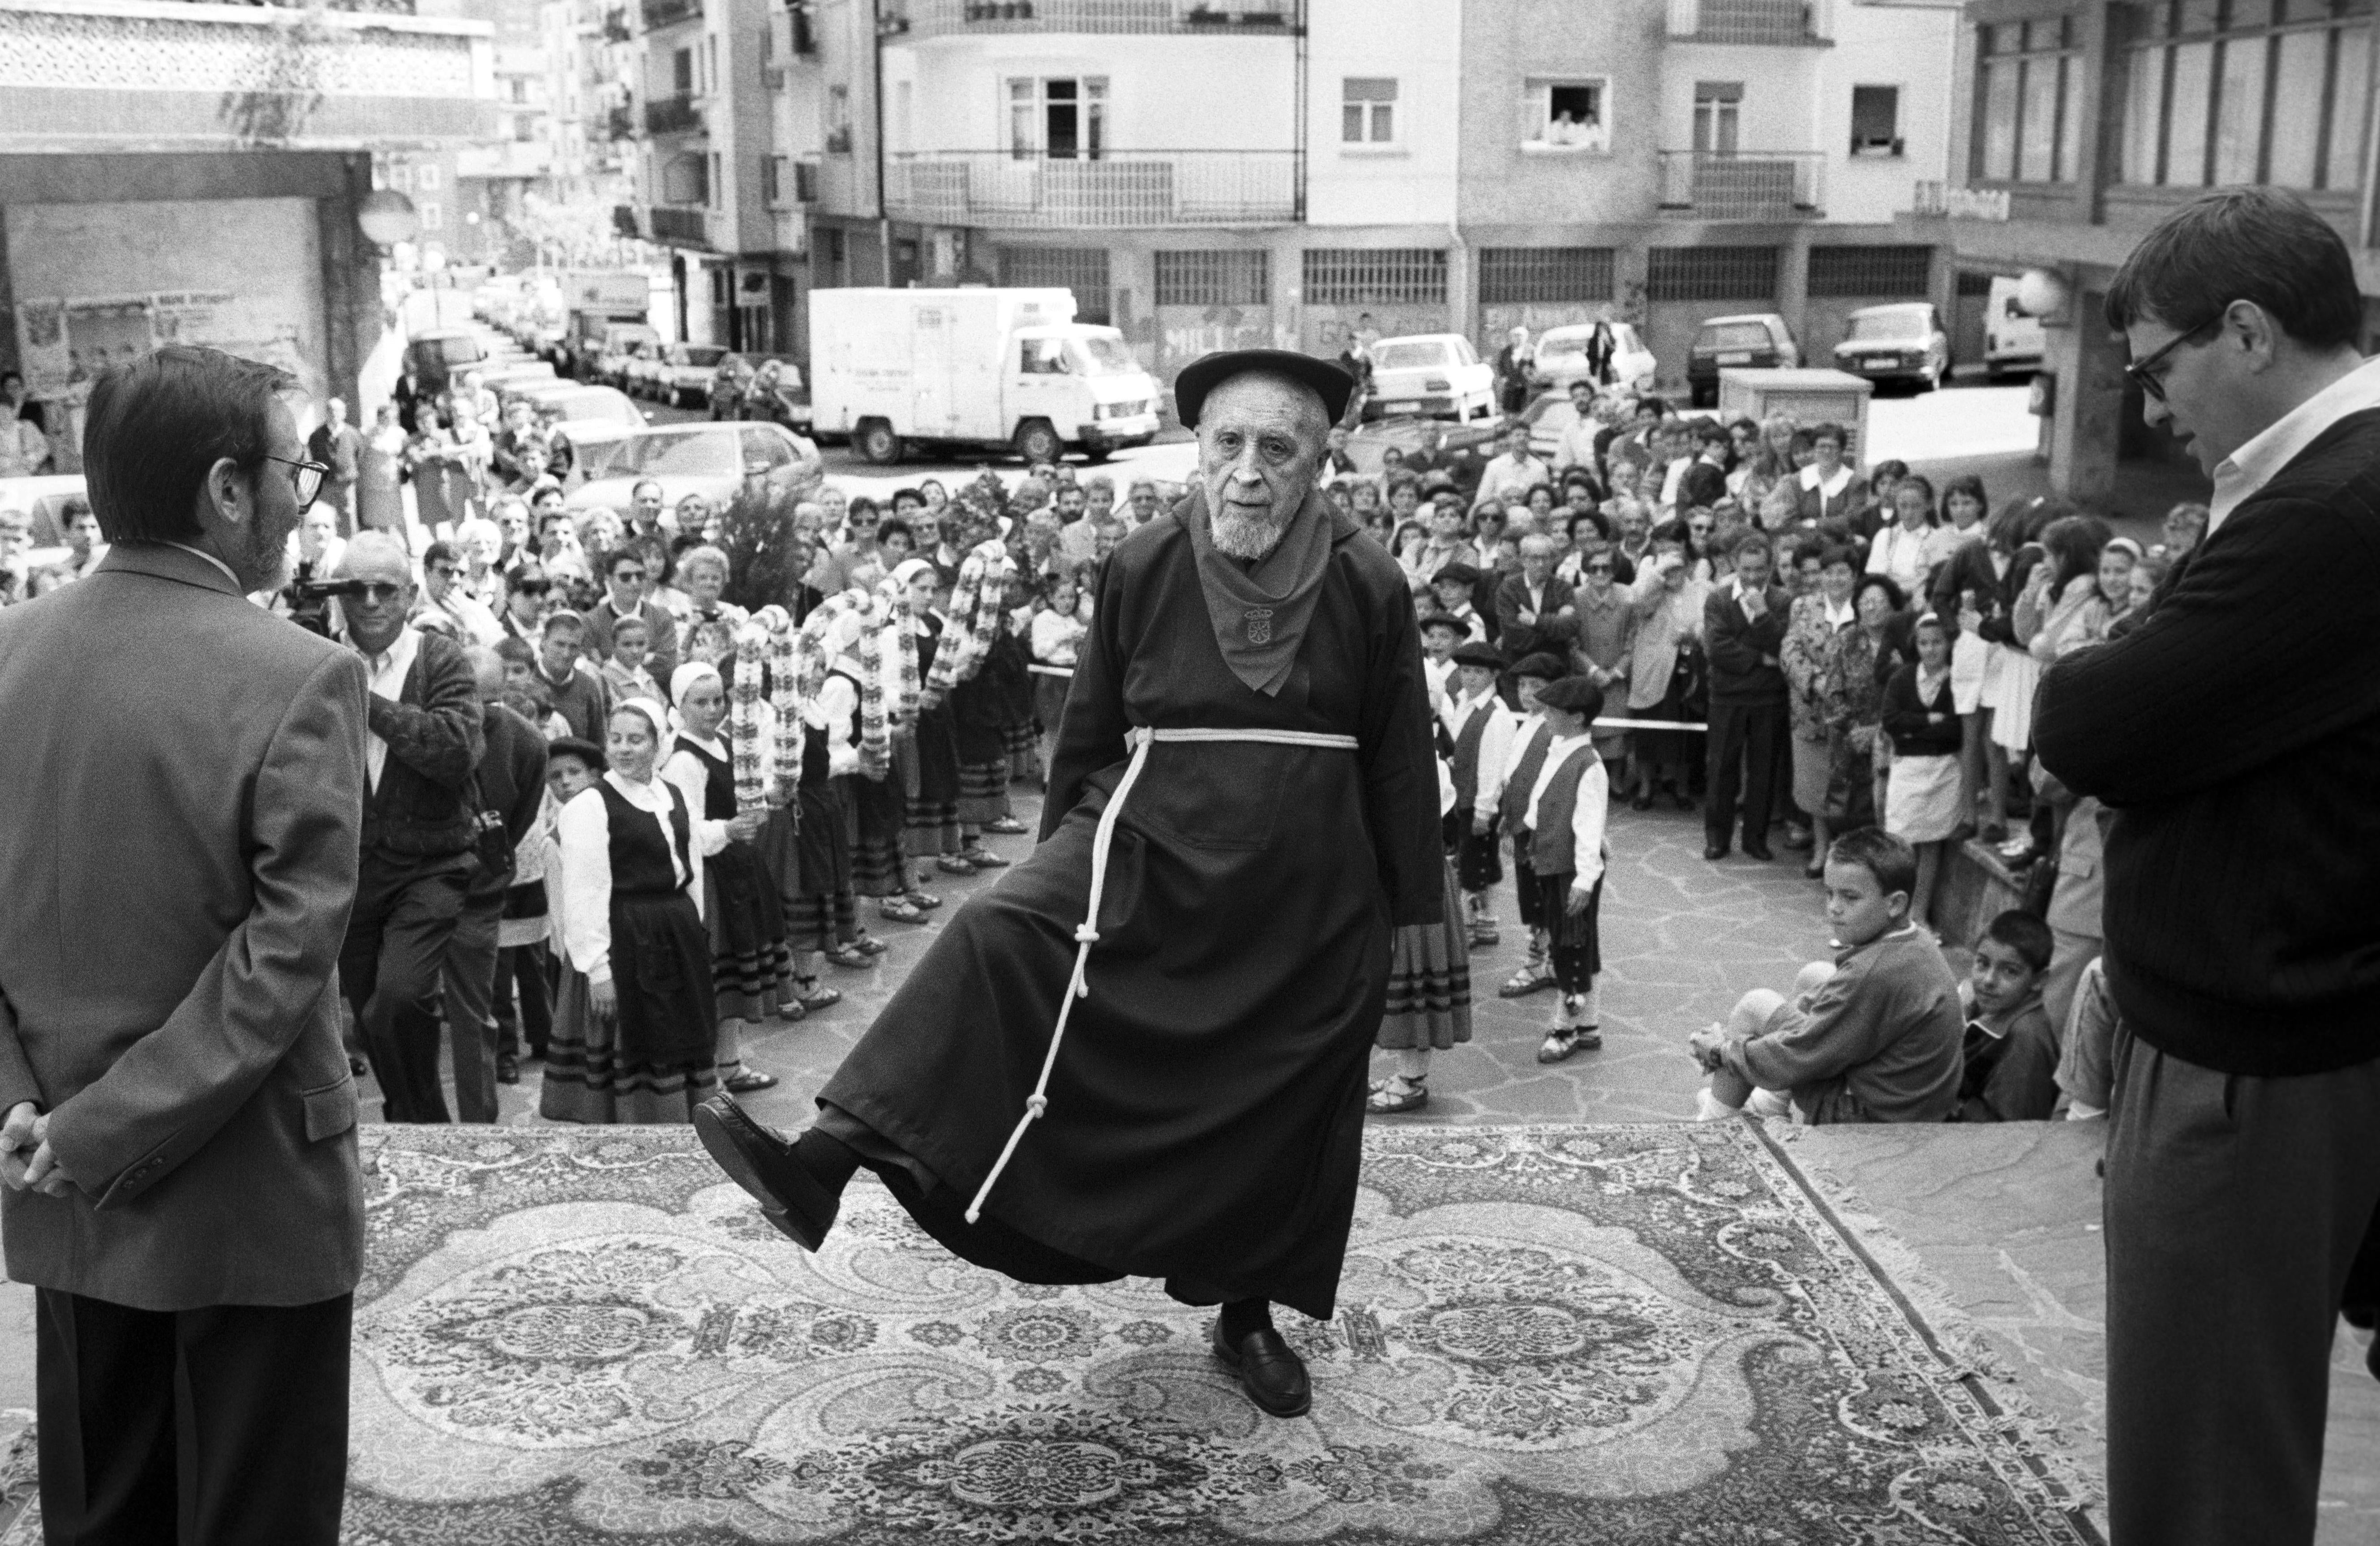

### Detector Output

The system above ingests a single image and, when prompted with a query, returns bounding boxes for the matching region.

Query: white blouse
[1522,734,1610,892]
[553,770,729,987]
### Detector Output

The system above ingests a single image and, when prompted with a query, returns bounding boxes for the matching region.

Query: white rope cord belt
[963,724,1363,1224]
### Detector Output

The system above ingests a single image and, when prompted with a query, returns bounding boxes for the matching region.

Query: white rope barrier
[962,724,1363,1224]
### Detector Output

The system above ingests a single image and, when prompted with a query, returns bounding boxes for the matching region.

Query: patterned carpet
[13,1122,2101,1544]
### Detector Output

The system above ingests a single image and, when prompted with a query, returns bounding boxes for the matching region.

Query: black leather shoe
[1211,1319,1312,1418]
[496,1054,519,1085]
[694,1096,840,1251]
[1742,840,1775,862]
[1703,841,1730,861]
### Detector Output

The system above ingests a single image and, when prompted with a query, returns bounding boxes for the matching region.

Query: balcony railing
[640,0,700,26]
[1657,151,1824,220]
[1667,0,1826,43]
[885,150,1299,227]
[882,0,1299,39]
[644,94,703,134]
[648,206,711,245]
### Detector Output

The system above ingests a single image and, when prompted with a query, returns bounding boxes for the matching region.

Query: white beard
[1209,505,1290,561]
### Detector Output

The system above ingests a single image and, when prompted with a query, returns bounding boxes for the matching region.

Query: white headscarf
[611,696,674,777]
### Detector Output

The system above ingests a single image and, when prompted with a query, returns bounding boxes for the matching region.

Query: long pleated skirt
[845,772,908,896]
[1377,857,1472,1051]
[539,891,719,1124]
[704,840,794,1021]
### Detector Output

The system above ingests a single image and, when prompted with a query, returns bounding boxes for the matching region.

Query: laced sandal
[824,944,875,969]
[958,846,1009,869]
[794,982,842,1012]
[847,932,888,956]
[905,889,943,910]
[725,1068,780,1094]
[937,855,978,876]
[878,898,930,925]
[1499,963,1557,998]
[1366,1076,1429,1114]
[985,816,1029,835]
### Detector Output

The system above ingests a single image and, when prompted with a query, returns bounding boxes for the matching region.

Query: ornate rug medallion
[334,1124,2087,1542]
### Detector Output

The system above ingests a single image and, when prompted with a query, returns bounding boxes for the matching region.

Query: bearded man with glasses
[2034,187,2380,1546]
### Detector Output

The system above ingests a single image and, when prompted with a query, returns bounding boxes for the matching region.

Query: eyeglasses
[2125,313,2226,404]
[262,456,330,507]
[349,582,407,605]
[613,569,646,583]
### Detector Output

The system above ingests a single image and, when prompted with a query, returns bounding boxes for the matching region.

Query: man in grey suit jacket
[0,346,369,1545]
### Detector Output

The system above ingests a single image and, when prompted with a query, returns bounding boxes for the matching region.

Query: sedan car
[1528,321,1659,394]
[1832,302,1951,393]
[563,421,822,513]
[1362,334,1497,423]
[1685,313,1800,407]
[647,343,732,408]
[1341,414,1501,478]
[516,383,647,432]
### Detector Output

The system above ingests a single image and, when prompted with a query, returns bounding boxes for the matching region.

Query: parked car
[518,383,647,432]
[564,421,822,513]
[401,328,489,396]
[1685,313,1799,407]
[1984,276,2046,380]
[647,343,732,407]
[592,325,662,390]
[1528,321,1659,394]
[1361,333,1497,423]
[1341,414,1501,477]
[1833,302,1950,394]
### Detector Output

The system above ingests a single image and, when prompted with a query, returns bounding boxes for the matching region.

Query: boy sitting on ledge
[1690,828,1964,1124]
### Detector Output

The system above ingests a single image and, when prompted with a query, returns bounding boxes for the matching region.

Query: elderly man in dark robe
[697,349,1442,1419]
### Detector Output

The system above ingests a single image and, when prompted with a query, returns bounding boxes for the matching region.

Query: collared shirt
[553,769,728,985]
[349,625,422,792]
[1523,732,1609,890]
[2209,353,2380,532]
[1443,688,1516,814]
[1824,597,1855,629]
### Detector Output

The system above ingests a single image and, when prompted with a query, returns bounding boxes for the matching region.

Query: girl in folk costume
[1368,754,1474,1115]
[1486,653,1571,998]
[1441,640,1517,949]
[1518,677,1613,1064]
[531,737,604,1088]
[799,607,885,972]
[841,595,913,923]
[662,661,792,1095]
[894,558,971,885]
[935,535,1029,868]
[543,701,748,1123]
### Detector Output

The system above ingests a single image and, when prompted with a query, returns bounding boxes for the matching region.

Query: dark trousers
[2104,1024,2380,1545]
[495,940,552,1060]
[1704,697,1785,845]
[340,850,472,1123]
[437,891,504,1123]
[37,1289,352,1546]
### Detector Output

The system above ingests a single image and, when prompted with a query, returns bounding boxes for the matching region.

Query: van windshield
[1069,335,1139,376]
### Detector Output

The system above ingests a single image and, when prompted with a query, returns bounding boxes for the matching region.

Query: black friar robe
[816,497,1442,1319]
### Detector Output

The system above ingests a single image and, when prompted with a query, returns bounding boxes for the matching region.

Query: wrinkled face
[630,485,664,525]
[1856,582,1893,628]
[1195,373,1329,562]
[1969,936,2041,1017]
[334,540,414,652]
[1520,540,1555,584]
[685,561,725,607]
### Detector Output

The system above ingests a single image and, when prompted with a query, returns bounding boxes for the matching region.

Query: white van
[809,287,1162,464]
[1985,276,2046,380]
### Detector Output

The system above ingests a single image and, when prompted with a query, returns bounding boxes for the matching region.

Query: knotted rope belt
[963,724,1364,1224]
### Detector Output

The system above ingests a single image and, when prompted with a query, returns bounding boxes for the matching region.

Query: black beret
[1510,651,1568,681]
[1174,349,1355,430]
[546,736,609,771]
[1432,561,1481,586]
[1418,612,1468,636]
[1534,676,1607,718]
[1452,641,1505,669]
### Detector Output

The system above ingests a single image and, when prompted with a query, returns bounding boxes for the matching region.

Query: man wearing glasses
[331,531,487,1124]
[2034,188,2380,1546]
[415,539,503,646]
[0,347,366,1541]
[580,545,681,697]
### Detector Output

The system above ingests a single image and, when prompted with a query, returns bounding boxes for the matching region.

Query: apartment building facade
[1906,0,2380,508]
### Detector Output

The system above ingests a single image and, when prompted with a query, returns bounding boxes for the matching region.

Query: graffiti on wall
[1155,304,1274,377]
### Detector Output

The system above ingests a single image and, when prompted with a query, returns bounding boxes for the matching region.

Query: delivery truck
[809,287,1162,464]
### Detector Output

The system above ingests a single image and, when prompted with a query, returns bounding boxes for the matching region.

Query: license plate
[1717,351,1753,365]
[1382,400,1419,412]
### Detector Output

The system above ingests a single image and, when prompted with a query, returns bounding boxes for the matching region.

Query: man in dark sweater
[2033,188,2380,1546]
[1701,532,1789,861]
[438,646,549,1122]
[333,533,487,1124]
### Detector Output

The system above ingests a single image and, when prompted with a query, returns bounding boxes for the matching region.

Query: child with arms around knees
[1952,910,2061,1122]
[1690,828,1964,1123]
